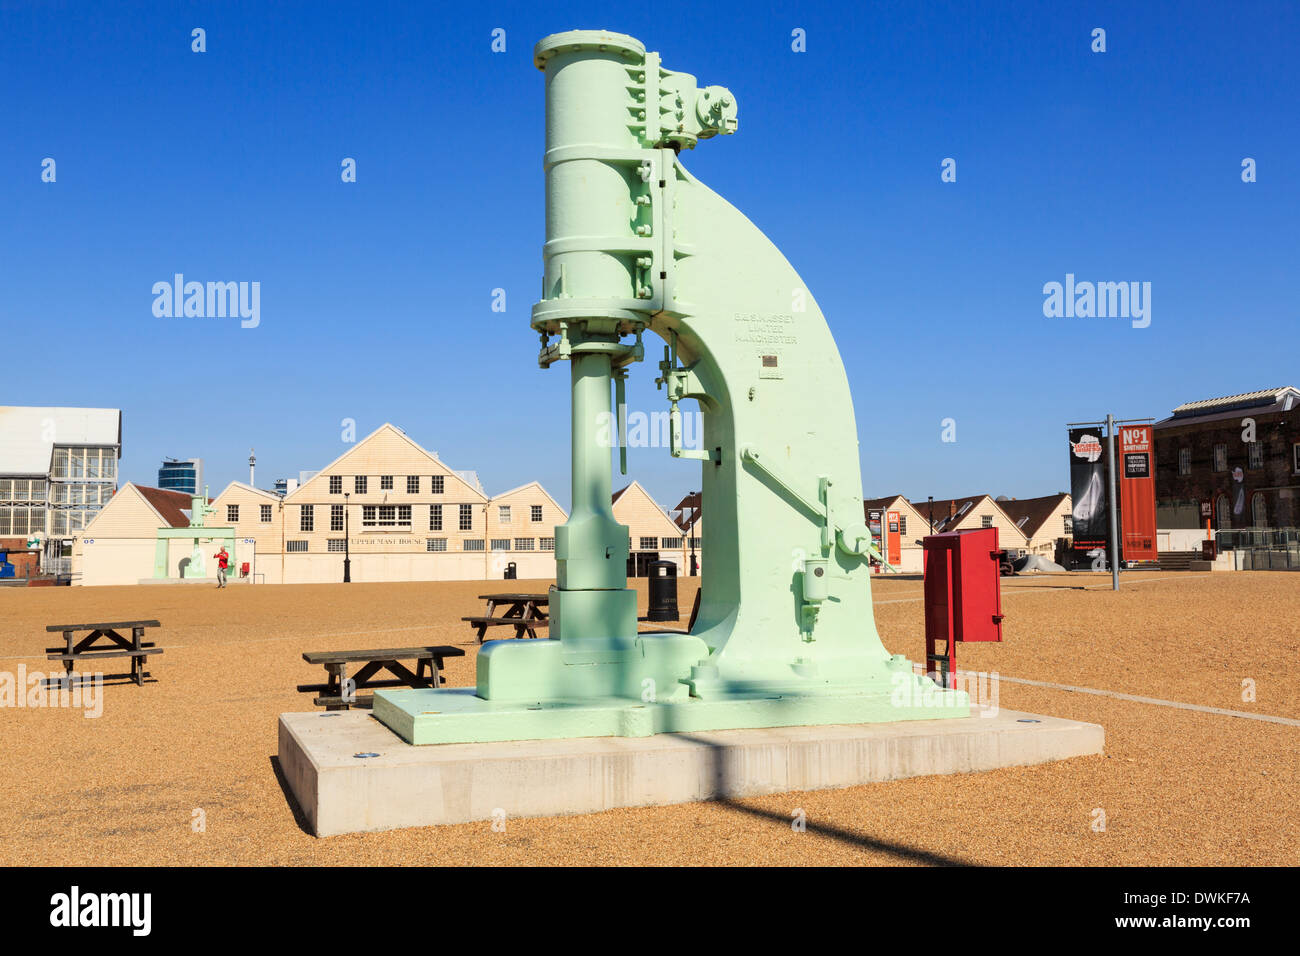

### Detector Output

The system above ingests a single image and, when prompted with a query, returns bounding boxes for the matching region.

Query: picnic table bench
[463,592,549,642]
[298,645,466,710]
[45,619,162,686]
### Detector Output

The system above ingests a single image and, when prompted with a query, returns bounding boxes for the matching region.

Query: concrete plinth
[278,707,1103,837]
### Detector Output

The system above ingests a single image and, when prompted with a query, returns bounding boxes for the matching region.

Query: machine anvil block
[372,29,971,745]
[554,518,627,591]
[474,632,708,703]
[548,588,638,643]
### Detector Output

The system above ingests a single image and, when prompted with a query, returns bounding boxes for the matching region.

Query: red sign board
[886,510,901,566]
[1118,425,1158,562]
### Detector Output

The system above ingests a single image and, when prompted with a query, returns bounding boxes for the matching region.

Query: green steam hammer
[373,30,968,744]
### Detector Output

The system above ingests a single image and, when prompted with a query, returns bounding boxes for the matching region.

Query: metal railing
[42,554,72,576]
[1215,527,1300,570]
[1214,527,1300,549]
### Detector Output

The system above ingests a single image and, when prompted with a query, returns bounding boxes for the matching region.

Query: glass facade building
[158,458,202,496]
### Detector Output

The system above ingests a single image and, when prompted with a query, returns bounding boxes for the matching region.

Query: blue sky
[4,0,1296,509]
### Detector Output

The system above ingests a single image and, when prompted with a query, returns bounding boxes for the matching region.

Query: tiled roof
[1171,387,1299,417]
[136,485,197,528]
[995,493,1069,540]
[911,496,988,533]
[672,491,701,531]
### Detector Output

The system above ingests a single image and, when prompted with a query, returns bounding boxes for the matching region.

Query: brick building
[1153,387,1300,539]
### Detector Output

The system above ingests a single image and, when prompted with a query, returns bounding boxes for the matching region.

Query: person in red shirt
[214,547,229,588]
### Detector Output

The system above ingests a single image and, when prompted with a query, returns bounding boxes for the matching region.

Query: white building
[0,406,121,572]
[73,423,572,586]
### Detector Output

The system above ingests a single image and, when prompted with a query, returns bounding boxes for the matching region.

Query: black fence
[1214,527,1300,570]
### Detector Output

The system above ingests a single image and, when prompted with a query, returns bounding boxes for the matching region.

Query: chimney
[948,500,957,519]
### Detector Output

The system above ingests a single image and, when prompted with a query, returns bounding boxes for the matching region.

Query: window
[260,504,272,523]
[1248,441,1263,469]
[463,539,485,551]
[1212,444,1228,472]
[1063,515,1073,534]
[1215,494,1231,530]
[431,475,444,494]
[1178,448,1191,476]
[354,476,367,494]
[0,478,47,500]
[407,476,420,494]
[331,505,344,531]
[540,537,555,551]
[287,540,308,552]
[956,501,972,517]
[427,538,447,552]
[227,505,239,523]
[514,538,534,551]
[430,505,443,531]
[361,505,410,528]
[380,475,394,490]
[491,539,512,551]
[327,539,345,552]
[300,505,314,532]
[1293,443,1300,474]
[898,515,907,535]
[689,537,700,549]
[662,537,684,549]
[329,476,342,494]
[498,506,511,523]
[1251,492,1267,528]
[459,504,473,531]
[639,537,657,550]
[981,515,993,529]
[531,505,543,522]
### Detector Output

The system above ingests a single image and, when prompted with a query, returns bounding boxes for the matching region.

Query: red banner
[1118,425,1158,562]
[887,511,901,565]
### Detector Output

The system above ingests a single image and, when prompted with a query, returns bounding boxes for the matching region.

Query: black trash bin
[646,560,679,621]
[504,561,517,580]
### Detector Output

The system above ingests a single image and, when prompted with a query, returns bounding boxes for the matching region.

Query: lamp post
[927,496,934,534]
[689,492,699,576]
[343,491,351,583]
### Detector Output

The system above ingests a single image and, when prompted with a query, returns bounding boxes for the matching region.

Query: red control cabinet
[922,527,1004,687]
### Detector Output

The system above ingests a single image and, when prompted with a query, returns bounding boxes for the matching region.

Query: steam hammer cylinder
[537,32,647,309]
[535,32,649,602]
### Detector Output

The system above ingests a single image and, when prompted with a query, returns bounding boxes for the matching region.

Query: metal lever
[614,369,628,476]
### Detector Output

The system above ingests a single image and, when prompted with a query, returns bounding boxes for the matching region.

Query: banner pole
[1106,413,1120,591]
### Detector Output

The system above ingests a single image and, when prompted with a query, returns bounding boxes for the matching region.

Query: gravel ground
[0,572,1295,866]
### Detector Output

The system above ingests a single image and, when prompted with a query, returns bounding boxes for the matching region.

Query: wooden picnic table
[45,619,162,686]
[463,592,550,642]
[298,645,466,711]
